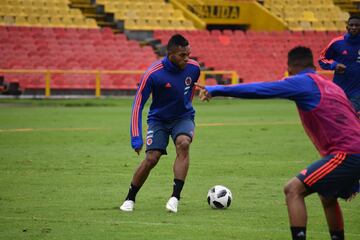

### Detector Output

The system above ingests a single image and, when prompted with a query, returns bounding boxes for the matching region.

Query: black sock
[330,230,344,240]
[125,183,140,202]
[291,226,306,240]
[171,179,184,200]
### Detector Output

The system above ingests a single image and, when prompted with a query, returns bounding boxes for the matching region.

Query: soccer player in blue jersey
[319,15,360,115]
[119,34,200,213]
[197,47,360,240]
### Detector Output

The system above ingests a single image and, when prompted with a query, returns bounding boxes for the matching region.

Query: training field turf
[0,98,359,240]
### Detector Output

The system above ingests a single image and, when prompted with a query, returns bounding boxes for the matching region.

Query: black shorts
[297,153,360,199]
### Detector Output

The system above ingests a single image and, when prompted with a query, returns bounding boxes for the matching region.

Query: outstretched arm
[196,75,321,111]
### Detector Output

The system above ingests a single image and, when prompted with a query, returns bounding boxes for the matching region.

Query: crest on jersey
[146,138,153,145]
[185,77,192,86]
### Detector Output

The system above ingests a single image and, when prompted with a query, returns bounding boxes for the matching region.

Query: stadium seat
[0,26,156,91]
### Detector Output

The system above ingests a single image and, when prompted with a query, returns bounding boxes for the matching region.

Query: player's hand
[335,63,346,74]
[134,147,142,156]
[195,83,212,101]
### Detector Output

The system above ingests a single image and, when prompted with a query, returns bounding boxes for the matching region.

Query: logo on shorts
[146,138,153,145]
[300,169,307,175]
[185,77,192,86]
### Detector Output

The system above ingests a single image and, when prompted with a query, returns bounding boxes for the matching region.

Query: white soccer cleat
[166,197,179,213]
[120,200,135,212]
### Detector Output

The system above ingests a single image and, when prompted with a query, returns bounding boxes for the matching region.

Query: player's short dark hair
[348,15,360,22]
[167,34,189,52]
[288,46,314,68]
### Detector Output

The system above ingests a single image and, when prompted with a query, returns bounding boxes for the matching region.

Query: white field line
[0,127,109,133]
[0,121,300,133]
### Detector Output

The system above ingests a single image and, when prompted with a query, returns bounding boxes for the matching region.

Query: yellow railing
[0,69,144,97]
[0,69,240,97]
[199,70,239,85]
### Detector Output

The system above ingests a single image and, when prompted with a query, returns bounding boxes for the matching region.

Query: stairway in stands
[334,0,360,16]
[69,0,120,32]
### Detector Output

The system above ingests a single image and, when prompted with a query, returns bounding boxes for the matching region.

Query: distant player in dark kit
[120,34,200,213]
[197,47,360,240]
[319,15,360,115]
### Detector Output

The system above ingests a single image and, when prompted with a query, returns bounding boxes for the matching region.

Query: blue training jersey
[130,57,200,150]
[206,69,321,111]
[319,33,360,98]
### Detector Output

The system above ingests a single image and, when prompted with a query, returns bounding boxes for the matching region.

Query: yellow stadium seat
[27,15,39,26]
[301,11,318,22]
[297,0,310,4]
[85,18,98,28]
[159,19,172,30]
[10,6,22,16]
[334,20,346,30]
[21,0,33,9]
[22,7,35,16]
[69,9,82,17]
[8,0,21,7]
[104,2,117,13]
[321,0,333,4]
[45,8,59,16]
[312,21,326,31]
[150,2,165,10]
[55,1,68,8]
[162,4,174,12]
[181,19,195,30]
[158,11,171,19]
[3,15,15,25]
[0,6,12,15]
[125,10,138,19]
[115,11,126,20]
[338,11,350,21]
[32,1,45,8]
[172,10,184,20]
[73,17,85,26]
[38,15,50,26]
[147,18,159,29]
[15,15,29,26]
[299,20,312,30]
[61,16,74,27]
[125,19,137,30]
[50,16,64,27]
[323,20,338,31]
[314,9,327,21]
[57,8,69,16]
[287,20,302,31]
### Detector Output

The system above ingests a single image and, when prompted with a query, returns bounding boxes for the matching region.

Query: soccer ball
[207,185,232,209]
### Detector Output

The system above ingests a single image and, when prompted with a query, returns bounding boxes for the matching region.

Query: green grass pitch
[0,98,359,239]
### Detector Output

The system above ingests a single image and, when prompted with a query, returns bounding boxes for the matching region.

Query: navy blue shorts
[297,153,360,199]
[145,118,195,155]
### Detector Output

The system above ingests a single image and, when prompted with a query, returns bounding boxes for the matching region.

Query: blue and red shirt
[318,33,360,98]
[130,57,200,150]
[205,69,360,155]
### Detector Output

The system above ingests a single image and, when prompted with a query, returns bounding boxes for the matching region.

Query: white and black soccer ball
[207,185,232,209]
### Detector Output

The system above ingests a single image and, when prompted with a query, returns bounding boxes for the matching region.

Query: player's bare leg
[284,177,309,239]
[132,150,162,186]
[173,135,191,181]
[120,150,161,212]
[319,196,344,239]
[166,135,191,213]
